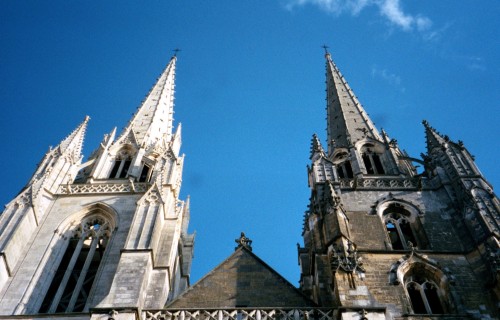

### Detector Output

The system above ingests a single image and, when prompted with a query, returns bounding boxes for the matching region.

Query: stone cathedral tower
[298,52,500,318]
[0,56,194,319]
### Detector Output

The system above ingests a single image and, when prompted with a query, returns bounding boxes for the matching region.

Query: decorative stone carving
[330,241,364,274]
[144,308,335,320]
[235,232,253,251]
[58,182,149,195]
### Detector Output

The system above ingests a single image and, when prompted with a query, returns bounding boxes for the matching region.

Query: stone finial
[235,232,253,251]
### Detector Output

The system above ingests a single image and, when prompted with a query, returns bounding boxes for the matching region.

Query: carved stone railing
[143,308,335,320]
[58,182,149,195]
[338,177,420,190]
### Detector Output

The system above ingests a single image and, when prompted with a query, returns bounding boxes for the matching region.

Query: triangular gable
[167,247,315,309]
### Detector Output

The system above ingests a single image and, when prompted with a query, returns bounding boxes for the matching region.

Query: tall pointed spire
[325,51,381,155]
[58,115,90,160]
[119,55,177,147]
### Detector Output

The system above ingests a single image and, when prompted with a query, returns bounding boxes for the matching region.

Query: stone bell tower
[298,51,499,319]
[0,55,194,320]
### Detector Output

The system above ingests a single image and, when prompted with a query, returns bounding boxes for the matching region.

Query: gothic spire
[58,115,90,160]
[325,51,381,154]
[119,55,177,147]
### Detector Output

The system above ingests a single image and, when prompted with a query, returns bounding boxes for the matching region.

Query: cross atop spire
[325,53,381,154]
[118,56,177,148]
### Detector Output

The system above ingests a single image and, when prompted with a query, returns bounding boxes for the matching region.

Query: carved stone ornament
[330,241,365,274]
[235,232,253,251]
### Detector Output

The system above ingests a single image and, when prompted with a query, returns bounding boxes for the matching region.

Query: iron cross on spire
[322,44,330,54]
[173,48,181,56]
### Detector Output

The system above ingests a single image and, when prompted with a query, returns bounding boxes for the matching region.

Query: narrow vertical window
[373,154,385,174]
[362,154,374,174]
[345,161,354,178]
[118,160,131,178]
[407,282,427,314]
[39,216,111,313]
[139,164,151,182]
[108,160,121,179]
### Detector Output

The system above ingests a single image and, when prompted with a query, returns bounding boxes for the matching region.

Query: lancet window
[109,149,133,179]
[39,215,112,313]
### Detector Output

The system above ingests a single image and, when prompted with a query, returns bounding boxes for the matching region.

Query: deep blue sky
[0,1,498,285]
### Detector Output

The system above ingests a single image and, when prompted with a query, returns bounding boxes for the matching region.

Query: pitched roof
[166,247,315,309]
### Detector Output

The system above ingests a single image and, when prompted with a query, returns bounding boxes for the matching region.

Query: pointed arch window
[382,203,426,250]
[109,149,133,179]
[333,151,354,179]
[406,277,445,314]
[39,216,112,313]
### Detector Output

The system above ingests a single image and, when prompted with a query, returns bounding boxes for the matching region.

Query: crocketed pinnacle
[325,52,381,154]
[310,133,325,159]
[120,55,177,147]
[58,115,90,160]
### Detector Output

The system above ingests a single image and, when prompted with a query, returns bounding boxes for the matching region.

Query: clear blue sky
[1,1,498,285]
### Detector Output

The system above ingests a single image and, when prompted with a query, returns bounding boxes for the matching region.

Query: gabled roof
[166,247,315,309]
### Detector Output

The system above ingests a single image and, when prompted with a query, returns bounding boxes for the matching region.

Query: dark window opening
[373,154,385,174]
[399,219,417,247]
[362,154,374,174]
[139,164,151,182]
[362,153,385,175]
[424,283,444,314]
[118,160,131,178]
[337,167,345,179]
[406,280,445,315]
[345,162,353,178]
[108,160,121,179]
[337,161,354,179]
[407,283,427,314]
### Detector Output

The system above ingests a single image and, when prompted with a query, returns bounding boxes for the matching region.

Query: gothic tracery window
[383,203,423,250]
[406,276,445,314]
[39,215,112,313]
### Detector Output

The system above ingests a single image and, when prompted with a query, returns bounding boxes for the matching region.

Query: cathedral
[0,53,498,320]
